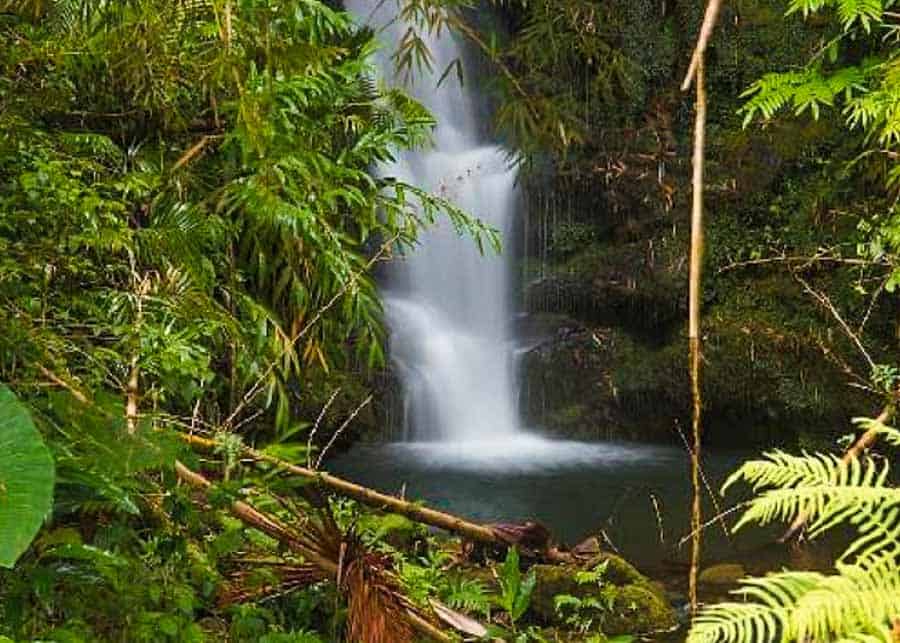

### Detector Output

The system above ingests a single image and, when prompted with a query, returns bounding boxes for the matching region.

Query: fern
[690,564,900,643]
[740,66,867,127]
[786,0,890,31]
[442,576,491,618]
[724,450,899,559]
[688,419,900,643]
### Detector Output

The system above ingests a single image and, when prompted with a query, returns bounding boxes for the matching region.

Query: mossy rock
[603,583,678,635]
[583,552,646,587]
[530,558,677,636]
[698,563,747,586]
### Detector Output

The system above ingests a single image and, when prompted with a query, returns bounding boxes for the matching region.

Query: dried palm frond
[218,562,325,607]
[174,462,451,642]
[342,544,416,643]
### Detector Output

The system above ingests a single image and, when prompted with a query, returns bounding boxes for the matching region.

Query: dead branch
[792,270,876,370]
[181,433,573,562]
[174,461,452,642]
[315,394,373,469]
[308,387,341,468]
[36,364,90,404]
[171,134,223,172]
[717,253,884,274]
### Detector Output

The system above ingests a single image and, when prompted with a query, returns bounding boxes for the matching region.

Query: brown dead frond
[218,562,325,607]
[342,541,415,643]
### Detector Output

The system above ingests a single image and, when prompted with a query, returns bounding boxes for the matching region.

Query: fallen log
[181,433,573,562]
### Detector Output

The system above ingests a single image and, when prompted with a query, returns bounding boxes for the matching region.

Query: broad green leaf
[0,385,55,568]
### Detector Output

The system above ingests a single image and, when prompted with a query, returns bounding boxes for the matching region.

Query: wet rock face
[524,243,687,342]
[698,563,747,586]
[518,308,866,447]
[519,321,678,442]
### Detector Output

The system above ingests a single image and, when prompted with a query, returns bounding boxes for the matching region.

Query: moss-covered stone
[699,563,747,586]
[602,583,679,635]
[583,552,647,587]
[529,557,677,636]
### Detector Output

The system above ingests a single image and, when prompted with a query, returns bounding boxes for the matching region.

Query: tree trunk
[683,0,723,615]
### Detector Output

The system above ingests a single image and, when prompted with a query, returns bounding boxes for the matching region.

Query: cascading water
[348,3,521,442]
[334,7,742,556]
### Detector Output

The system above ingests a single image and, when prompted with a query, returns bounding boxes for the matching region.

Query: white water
[349,3,521,441]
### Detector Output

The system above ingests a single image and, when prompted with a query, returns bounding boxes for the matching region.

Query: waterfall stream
[334,7,761,562]
[348,3,521,442]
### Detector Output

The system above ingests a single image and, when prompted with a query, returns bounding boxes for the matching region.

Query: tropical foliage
[0,385,54,568]
[738,0,900,292]
[0,0,495,435]
[688,419,900,642]
[0,0,496,639]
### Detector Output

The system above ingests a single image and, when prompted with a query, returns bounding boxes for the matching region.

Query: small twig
[649,492,666,546]
[190,398,202,433]
[598,529,620,554]
[315,395,373,469]
[792,270,875,370]
[231,408,265,433]
[857,276,888,337]
[308,388,342,469]
[678,504,746,548]
[674,421,729,540]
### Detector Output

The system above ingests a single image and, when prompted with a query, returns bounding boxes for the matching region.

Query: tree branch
[681,0,725,91]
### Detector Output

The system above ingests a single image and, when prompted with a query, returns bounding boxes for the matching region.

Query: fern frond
[699,441,900,643]
[688,601,785,643]
[852,416,900,447]
[740,66,867,127]
[786,0,885,31]
[722,450,888,495]
[689,566,900,643]
[724,451,899,555]
[733,477,898,537]
[787,563,900,641]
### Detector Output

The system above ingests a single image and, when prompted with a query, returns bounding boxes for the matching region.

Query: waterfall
[347,4,520,442]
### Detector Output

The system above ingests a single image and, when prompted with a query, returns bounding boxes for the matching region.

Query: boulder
[698,563,747,586]
[530,553,677,636]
